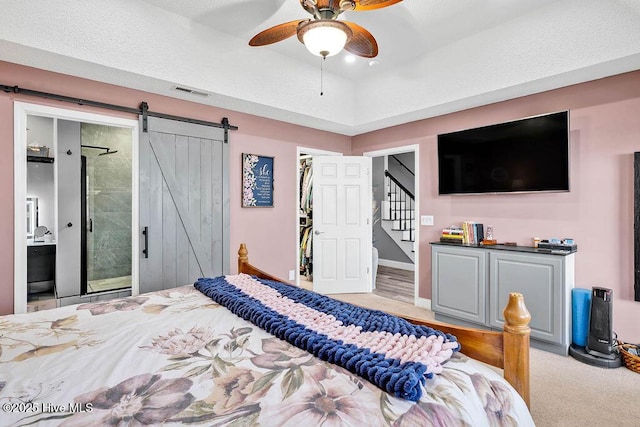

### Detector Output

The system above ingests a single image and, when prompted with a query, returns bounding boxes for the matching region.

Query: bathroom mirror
[26,197,38,238]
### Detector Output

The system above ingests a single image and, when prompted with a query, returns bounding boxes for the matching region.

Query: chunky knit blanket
[195,274,459,401]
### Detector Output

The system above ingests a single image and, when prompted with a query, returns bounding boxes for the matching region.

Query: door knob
[314,230,324,235]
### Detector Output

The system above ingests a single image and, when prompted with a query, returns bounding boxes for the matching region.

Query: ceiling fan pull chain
[320,56,324,96]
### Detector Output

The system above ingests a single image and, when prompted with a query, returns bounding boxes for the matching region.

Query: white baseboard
[378,258,415,271]
[415,297,432,311]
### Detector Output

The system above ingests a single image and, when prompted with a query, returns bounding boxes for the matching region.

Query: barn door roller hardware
[2,84,238,143]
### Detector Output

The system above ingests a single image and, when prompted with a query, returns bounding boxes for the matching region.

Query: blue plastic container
[571,288,591,347]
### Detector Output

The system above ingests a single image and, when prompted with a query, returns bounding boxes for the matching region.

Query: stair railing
[384,170,415,242]
[390,154,415,176]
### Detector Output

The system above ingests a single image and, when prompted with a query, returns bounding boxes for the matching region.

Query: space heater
[569,286,622,368]
[586,287,615,358]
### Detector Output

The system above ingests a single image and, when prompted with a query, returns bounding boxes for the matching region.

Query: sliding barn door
[139,116,229,293]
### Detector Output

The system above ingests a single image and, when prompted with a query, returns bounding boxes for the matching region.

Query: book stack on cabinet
[440,226,464,244]
[440,222,485,245]
[461,221,484,245]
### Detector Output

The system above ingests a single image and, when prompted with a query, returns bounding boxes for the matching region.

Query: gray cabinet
[489,251,570,348]
[431,243,575,355]
[432,245,487,325]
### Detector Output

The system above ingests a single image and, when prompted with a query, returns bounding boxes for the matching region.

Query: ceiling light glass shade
[299,20,352,58]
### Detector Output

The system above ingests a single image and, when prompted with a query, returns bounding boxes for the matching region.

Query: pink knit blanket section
[226,274,457,374]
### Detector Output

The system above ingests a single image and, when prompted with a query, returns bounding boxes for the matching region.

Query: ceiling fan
[249,0,403,59]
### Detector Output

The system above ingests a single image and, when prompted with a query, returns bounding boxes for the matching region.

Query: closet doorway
[14,102,139,314]
[297,148,373,294]
[296,147,342,290]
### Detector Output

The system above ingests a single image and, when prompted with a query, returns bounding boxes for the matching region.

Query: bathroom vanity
[27,240,56,295]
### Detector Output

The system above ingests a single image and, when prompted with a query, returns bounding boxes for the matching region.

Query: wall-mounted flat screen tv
[438,111,570,195]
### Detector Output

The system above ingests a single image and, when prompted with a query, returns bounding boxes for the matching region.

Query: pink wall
[0,61,350,315]
[353,71,640,343]
[2,61,638,343]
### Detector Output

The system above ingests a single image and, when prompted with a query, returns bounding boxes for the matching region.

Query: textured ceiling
[1,0,640,135]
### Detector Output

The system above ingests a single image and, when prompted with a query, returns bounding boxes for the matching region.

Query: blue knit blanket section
[254,276,459,343]
[195,275,459,401]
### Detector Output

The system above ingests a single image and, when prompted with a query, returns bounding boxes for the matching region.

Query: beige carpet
[529,346,639,426]
[302,283,640,426]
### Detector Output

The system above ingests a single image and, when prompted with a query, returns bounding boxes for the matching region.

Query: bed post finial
[502,292,531,408]
[503,292,531,333]
[238,243,248,273]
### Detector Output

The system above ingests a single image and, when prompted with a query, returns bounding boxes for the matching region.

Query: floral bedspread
[0,285,534,426]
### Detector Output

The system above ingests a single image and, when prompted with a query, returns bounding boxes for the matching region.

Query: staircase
[380,170,415,263]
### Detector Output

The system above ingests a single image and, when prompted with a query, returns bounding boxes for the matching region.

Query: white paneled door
[312,156,372,294]
[139,116,229,294]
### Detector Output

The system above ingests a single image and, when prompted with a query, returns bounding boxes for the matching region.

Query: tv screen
[438,111,570,195]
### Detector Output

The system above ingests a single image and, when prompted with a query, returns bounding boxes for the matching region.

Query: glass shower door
[81,123,132,294]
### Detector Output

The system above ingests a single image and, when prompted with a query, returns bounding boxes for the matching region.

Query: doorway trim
[295,146,342,287]
[363,144,428,309]
[14,102,139,314]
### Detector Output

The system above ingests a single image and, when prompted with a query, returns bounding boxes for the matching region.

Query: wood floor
[26,275,132,312]
[373,265,414,304]
[27,270,419,317]
[27,293,58,312]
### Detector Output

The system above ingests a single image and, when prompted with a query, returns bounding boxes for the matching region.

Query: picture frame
[242,153,274,208]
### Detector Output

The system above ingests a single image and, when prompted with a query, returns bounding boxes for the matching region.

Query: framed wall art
[242,153,274,207]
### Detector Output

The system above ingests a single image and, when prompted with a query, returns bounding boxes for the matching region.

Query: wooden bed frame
[237,243,531,408]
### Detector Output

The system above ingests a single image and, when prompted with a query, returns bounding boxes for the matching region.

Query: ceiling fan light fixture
[298,20,352,58]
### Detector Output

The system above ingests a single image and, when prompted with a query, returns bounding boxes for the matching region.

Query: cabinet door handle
[89,218,93,233]
[67,222,73,228]
[142,226,149,259]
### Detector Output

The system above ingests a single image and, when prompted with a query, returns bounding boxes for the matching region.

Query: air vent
[172,86,210,97]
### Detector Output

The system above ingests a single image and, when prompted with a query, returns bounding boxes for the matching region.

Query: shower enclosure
[80,123,132,294]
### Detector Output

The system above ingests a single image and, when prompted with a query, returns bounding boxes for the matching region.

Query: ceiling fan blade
[249,20,306,46]
[352,0,402,11]
[343,21,378,58]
